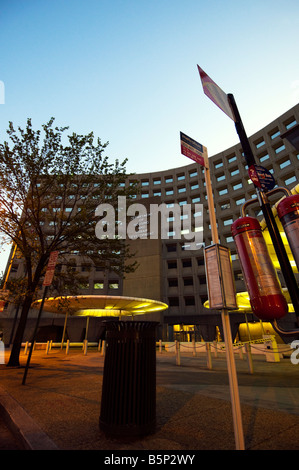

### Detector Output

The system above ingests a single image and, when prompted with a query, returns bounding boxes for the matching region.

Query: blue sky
[0,0,299,272]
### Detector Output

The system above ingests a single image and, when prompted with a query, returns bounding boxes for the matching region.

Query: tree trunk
[7,293,34,367]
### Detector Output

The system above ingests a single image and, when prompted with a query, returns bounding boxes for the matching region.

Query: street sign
[197,65,236,122]
[248,164,276,191]
[43,251,59,286]
[180,132,207,167]
[204,244,237,310]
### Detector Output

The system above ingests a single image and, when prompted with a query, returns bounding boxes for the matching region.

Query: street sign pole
[227,94,299,320]
[203,148,245,450]
[181,133,245,450]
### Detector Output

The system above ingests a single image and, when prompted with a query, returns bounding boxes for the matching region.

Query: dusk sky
[0,0,298,272]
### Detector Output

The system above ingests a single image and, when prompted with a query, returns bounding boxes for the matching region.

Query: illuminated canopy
[32,295,168,317]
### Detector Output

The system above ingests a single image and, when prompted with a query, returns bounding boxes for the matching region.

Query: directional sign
[248,165,276,191]
[180,132,207,167]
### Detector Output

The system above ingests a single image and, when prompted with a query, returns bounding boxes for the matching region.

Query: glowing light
[32,295,168,317]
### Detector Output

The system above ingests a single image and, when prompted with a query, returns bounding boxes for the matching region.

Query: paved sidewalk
[0,414,24,450]
[0,347,299,451]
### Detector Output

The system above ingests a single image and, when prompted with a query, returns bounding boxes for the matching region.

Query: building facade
[2,104,299,343]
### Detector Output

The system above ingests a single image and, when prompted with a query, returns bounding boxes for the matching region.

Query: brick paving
[0,347,299,451]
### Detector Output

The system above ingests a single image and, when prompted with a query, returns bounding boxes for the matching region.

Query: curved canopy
[32,295,168,317]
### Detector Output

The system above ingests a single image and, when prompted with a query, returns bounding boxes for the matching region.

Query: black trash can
[99,321,158,438]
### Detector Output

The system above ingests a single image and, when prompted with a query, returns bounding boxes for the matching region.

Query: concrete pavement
[0,346,299,451]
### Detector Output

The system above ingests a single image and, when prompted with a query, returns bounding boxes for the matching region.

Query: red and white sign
[248,165,261,188]
[43,251,59,286]
[180,132,207,167]
[197,65,236,122]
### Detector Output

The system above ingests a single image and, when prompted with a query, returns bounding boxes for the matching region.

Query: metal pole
[227,94,255,167]
[206,342,212,370]
[245,343,254,375]
[22,286,48,385]
[175,340,181,366]
[61,311,68,349]
[85,316,90,341]
[203,150,245,450]
[221,310,245,449]
[245,314,252,341]
[204,154,220,244]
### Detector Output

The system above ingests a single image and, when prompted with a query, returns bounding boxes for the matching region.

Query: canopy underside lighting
[32,295,168,317]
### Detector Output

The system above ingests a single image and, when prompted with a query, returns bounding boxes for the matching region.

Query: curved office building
[2,104,299,343]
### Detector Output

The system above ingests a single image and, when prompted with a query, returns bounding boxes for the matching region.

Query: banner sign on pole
[43,251,59,286]
[204,244,237,310]
[180,132,207,167]
[197,65,236,122]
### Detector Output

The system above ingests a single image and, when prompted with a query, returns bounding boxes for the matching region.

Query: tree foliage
[0,118,138,365]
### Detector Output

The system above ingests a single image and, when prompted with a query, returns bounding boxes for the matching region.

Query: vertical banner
[43,251,59,286]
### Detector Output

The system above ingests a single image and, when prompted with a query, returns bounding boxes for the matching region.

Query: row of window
[167,259,208,270]
[141,183,201,198]
[254,118,297,150]
[213,151,296,184]
[168,296,197,307]
[139,170,200,187]
[140,170,277,199]
[142,164,297,203]
[55,263,118,273]
[213,116,297,172]
[168,278,194,287]
[217,169,298,197]
[167,275,244,306]
[78,281,119,290]
[217,180,246,196]
[168,295,210,307]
